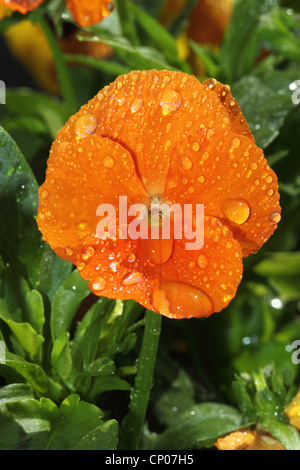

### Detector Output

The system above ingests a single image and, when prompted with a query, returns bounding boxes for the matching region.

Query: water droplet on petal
[231,137,241,149]
[265,175,273,183]
[76,221,92,238]
[179,156,192,170]
[223,199,250,225]
[122,271,142,286]
[269,212,281,223]
[140,237,174,265]
[57,141,69,153]
[191,142,200,152]
[65,247,73,256]
[152,280,214,318]
[82,246,95,261]
[41,190,49,200]
[160,90,182,115]
[109,260,120,272]
[91,278,106,291]
[130,98,143,114]
[74,114,98,138]
[197,254,208,269]
[127,253,136,263]
[102,155,115,168]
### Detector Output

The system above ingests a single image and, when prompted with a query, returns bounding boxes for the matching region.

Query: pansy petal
[66,0,113,27]
[52,70,231,197]
[202,78,255,142]
[37,134,149,262]
[150,216,243,319]
[164,128,280,256]
[77,237,155,310]
[2,0,43,14]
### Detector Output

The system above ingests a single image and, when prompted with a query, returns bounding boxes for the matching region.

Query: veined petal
[52,70,231,198]
[37,134,149,262]
[164,128,280,256]
[150,216,243,319]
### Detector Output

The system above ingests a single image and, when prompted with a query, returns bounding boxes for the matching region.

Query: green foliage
[0,0,300,451]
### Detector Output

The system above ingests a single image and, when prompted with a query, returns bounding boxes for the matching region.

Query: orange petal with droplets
[1,0,43,14]
[164,128,280,256]
[37,134,149,262]
[150,216,243,318]
[202,78,254,142]
[66,0,113,27]
[53,70,231,198]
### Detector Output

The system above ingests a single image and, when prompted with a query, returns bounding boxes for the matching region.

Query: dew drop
[92,278,106,291]
[57,141,69,153]
[76,221,92,238]
[41,190,49,200]
[102,155,115,168]
[269,212,281,223]
[82,246,95,261]
[122,271,142,286]
[74,114,98,138]
[160,89,182,115]
[231,137,241,149]
[197,254,208,269]
[265,175,273,183]
[109,260,120,272]
[222,199,250,225]
[127,253,136,263]
[130,98,143,114]
[201,152,210,162]
[65,247,73,256]
[179,156,192,170]
[191,142,200,152]
[152,280,214,318]
[250,162,258,170]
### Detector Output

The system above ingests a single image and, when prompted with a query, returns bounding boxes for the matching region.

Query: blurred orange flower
[215,430,285,450]
[285,389,300,431]
[0,0,113,26]
[37,70,280,319]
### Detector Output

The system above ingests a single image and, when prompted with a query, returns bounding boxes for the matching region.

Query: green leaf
[51,332,77,389]
[50,269,90,342]
[220,0,270,82]
[231,69,300,148]
[147,403,243,450]
[4,90,67,140]
[257,7,300,63]
[152,369,196,428]
[0,126,72,298]
[82,298,115,368]
[78,31,176,71]
[3,352,49,396]
[128,2,179,62]
[254,252,300,300]
[260,420,300,450]
[0,392,118,450]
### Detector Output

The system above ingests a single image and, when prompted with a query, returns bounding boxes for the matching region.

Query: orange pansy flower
[37,70,280,319]
[215,430,285,450]
[0,0,113,27]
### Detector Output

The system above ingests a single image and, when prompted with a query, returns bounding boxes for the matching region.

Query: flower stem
[39,16,77,116]
[120,309,162,450]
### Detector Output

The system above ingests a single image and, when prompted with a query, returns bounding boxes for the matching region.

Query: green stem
[63,53,131,76]
[120,309,162,450]
[39,16,77,116]
[116,0,140,46]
